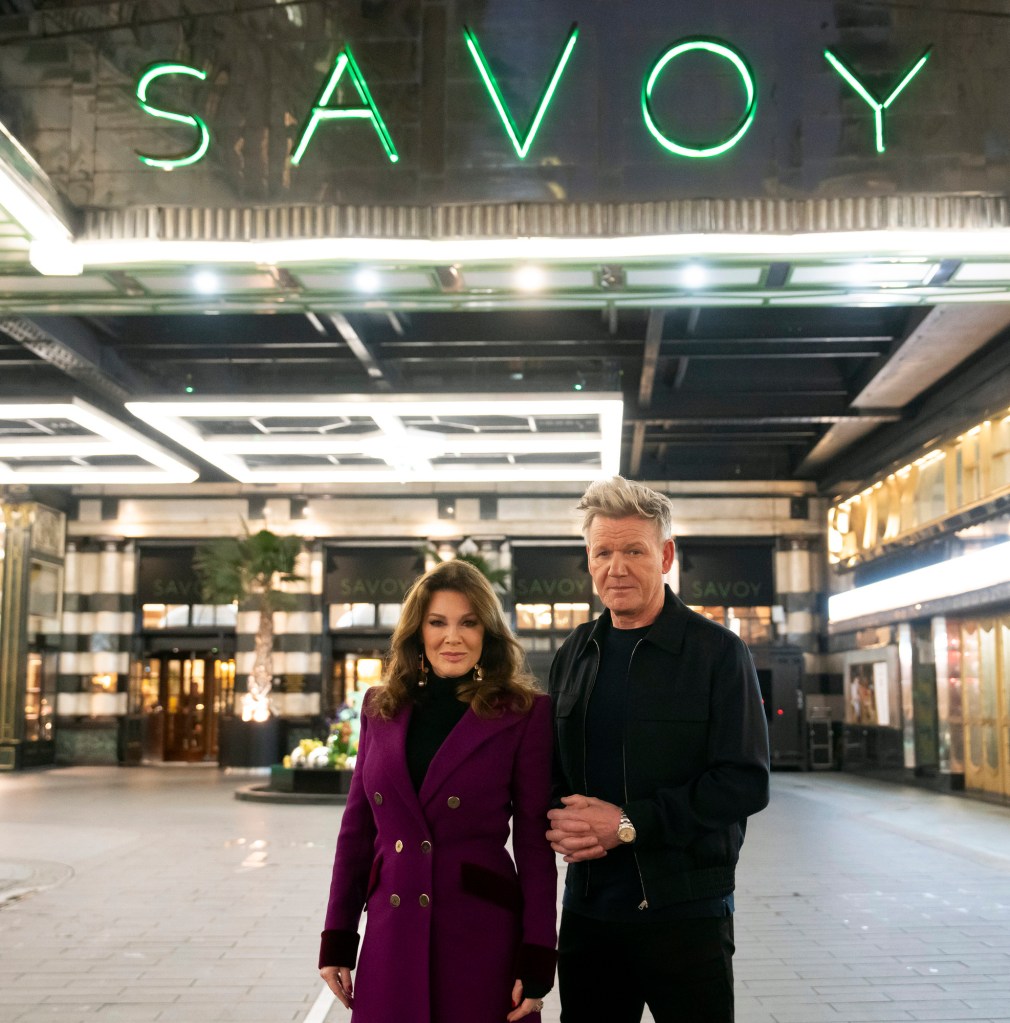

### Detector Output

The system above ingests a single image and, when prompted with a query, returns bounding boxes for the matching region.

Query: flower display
[283,720,359,770]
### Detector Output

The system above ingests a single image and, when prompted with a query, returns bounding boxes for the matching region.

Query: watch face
[618,824,636,843]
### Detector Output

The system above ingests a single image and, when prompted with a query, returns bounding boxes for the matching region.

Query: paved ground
[1,766,1009,1023]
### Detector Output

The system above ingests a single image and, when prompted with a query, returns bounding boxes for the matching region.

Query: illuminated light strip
[126,394,623,484]
[135,63,211,169]
[0,119,73,244]
[71,227,1010,270]
[0,399,198,484]
[291,48,399,165]
[828,539,1010,624]
[642,37,757,158]
[823,48,931,154]
[463,23,579,159]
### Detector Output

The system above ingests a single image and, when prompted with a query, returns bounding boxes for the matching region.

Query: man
[546,476,770,1023]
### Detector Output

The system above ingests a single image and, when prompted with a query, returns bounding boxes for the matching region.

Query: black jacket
[549,587,770,910]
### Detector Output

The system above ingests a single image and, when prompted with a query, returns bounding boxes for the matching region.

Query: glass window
[142,602,236,629]
[330,603,377,629]
[377,603,402,628]
[516,603,554,630]
[191,604,217,626]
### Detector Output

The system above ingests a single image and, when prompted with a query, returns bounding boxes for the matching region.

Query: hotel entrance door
[137,653,236,762]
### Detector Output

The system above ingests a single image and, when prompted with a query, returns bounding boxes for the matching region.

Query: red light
[776,708,784,716]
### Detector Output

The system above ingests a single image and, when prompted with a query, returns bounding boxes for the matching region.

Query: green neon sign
[135,62,210,169]
[291,47,399,165]
[824,48,931,153]
[642,37,757,158]
[463,22,579,159]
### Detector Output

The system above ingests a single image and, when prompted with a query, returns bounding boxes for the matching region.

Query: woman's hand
[506,978,545,1020]
[320,965,354,1010]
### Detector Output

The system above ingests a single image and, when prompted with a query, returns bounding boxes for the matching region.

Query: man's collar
[583,586,688,655]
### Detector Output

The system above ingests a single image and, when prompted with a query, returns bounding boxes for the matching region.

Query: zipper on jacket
[581,639,601,898]
[623,638,649,911]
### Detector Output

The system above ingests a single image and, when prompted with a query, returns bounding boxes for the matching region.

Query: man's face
[586,515,674,628]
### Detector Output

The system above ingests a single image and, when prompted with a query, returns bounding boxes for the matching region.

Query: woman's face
[421,589,485,679]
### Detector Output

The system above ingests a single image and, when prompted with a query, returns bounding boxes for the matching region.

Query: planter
[218,716,283,768]
[269,765,354,794]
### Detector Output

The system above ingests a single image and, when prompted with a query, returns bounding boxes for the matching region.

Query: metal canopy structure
[3,201,1010,488]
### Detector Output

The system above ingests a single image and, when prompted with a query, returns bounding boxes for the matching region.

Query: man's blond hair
[577,476,675,541]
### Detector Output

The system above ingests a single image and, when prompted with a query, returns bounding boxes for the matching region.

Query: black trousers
[557,908,735,1023]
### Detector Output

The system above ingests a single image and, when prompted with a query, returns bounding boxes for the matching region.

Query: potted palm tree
[194,527,304,767]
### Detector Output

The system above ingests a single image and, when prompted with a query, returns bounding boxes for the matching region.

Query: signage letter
[823,47,931,153]
[135,63,210,169]
[291,47,399,165]
[642,37,757,158]
[463,23,579,159]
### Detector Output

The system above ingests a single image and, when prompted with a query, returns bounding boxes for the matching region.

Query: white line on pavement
[304,984,336,1023]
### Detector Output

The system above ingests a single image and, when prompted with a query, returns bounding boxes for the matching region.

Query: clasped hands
[546,794,622,862]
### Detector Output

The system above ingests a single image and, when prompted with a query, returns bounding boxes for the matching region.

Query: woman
[319,558,557,1023]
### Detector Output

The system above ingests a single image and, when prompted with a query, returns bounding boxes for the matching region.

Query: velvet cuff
[318,929,360,970]
[516,941,558,999]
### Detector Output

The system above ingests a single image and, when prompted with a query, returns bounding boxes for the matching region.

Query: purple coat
[320,691,558,1023]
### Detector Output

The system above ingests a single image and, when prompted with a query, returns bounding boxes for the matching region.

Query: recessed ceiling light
[193,270,220,294]
[515,265,546,291]
[681,264,708,289]
[354,268,381,293]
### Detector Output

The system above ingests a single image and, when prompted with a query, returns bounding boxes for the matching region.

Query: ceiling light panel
[296,270,435,292]
[126,394,624,484]
[462,268,596,290]
[625,267,763,288]
[0,399,198,484]
[951,262,1010,283]
[789,262,936,286]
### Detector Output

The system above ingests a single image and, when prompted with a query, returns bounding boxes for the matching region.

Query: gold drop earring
[473,662,483,682]
[418,652,429,688]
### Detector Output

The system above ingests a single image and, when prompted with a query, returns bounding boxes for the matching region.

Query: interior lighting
[193,269,220,294]
[642,37,757,158]
[823,47,931,154]
[0,399,198,484]
[66,227,1010,270]
[125,394,623,484]
[135,63,211,169]
[828,538,1010,623]
[515,265,546,291]
[681,264,708,289]
[28,240,83,276]
[463,23,579,159]
[0,119,75,246]
[354,268,381,293]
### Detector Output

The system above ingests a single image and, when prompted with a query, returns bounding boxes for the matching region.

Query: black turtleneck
[405,671,470,791]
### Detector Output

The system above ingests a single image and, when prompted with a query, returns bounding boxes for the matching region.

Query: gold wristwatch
[617,809,637,844]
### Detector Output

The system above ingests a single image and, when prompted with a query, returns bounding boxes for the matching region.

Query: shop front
[511,543,595,684]
[131,544,237,763]
[677,538,808,768]
[324,544,426,716]
[830,416,1010,799]
[0,502,64,771]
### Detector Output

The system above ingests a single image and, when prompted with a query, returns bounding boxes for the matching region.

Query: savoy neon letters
[134,30,932,170]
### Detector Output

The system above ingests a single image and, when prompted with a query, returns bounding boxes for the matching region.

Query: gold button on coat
[419,894,430,907]
[447,796,460,808]
[389,894,400,907]
[373,792,383,805]
[420,840,432,853]
[395,840,403,853]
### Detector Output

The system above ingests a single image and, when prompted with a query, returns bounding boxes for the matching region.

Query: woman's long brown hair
[368,558,537,720]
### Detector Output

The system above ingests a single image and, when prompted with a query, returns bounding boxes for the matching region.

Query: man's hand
[546,794,623,862]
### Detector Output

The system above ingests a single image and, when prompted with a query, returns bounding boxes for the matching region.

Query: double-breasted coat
[320,689,558,1023]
